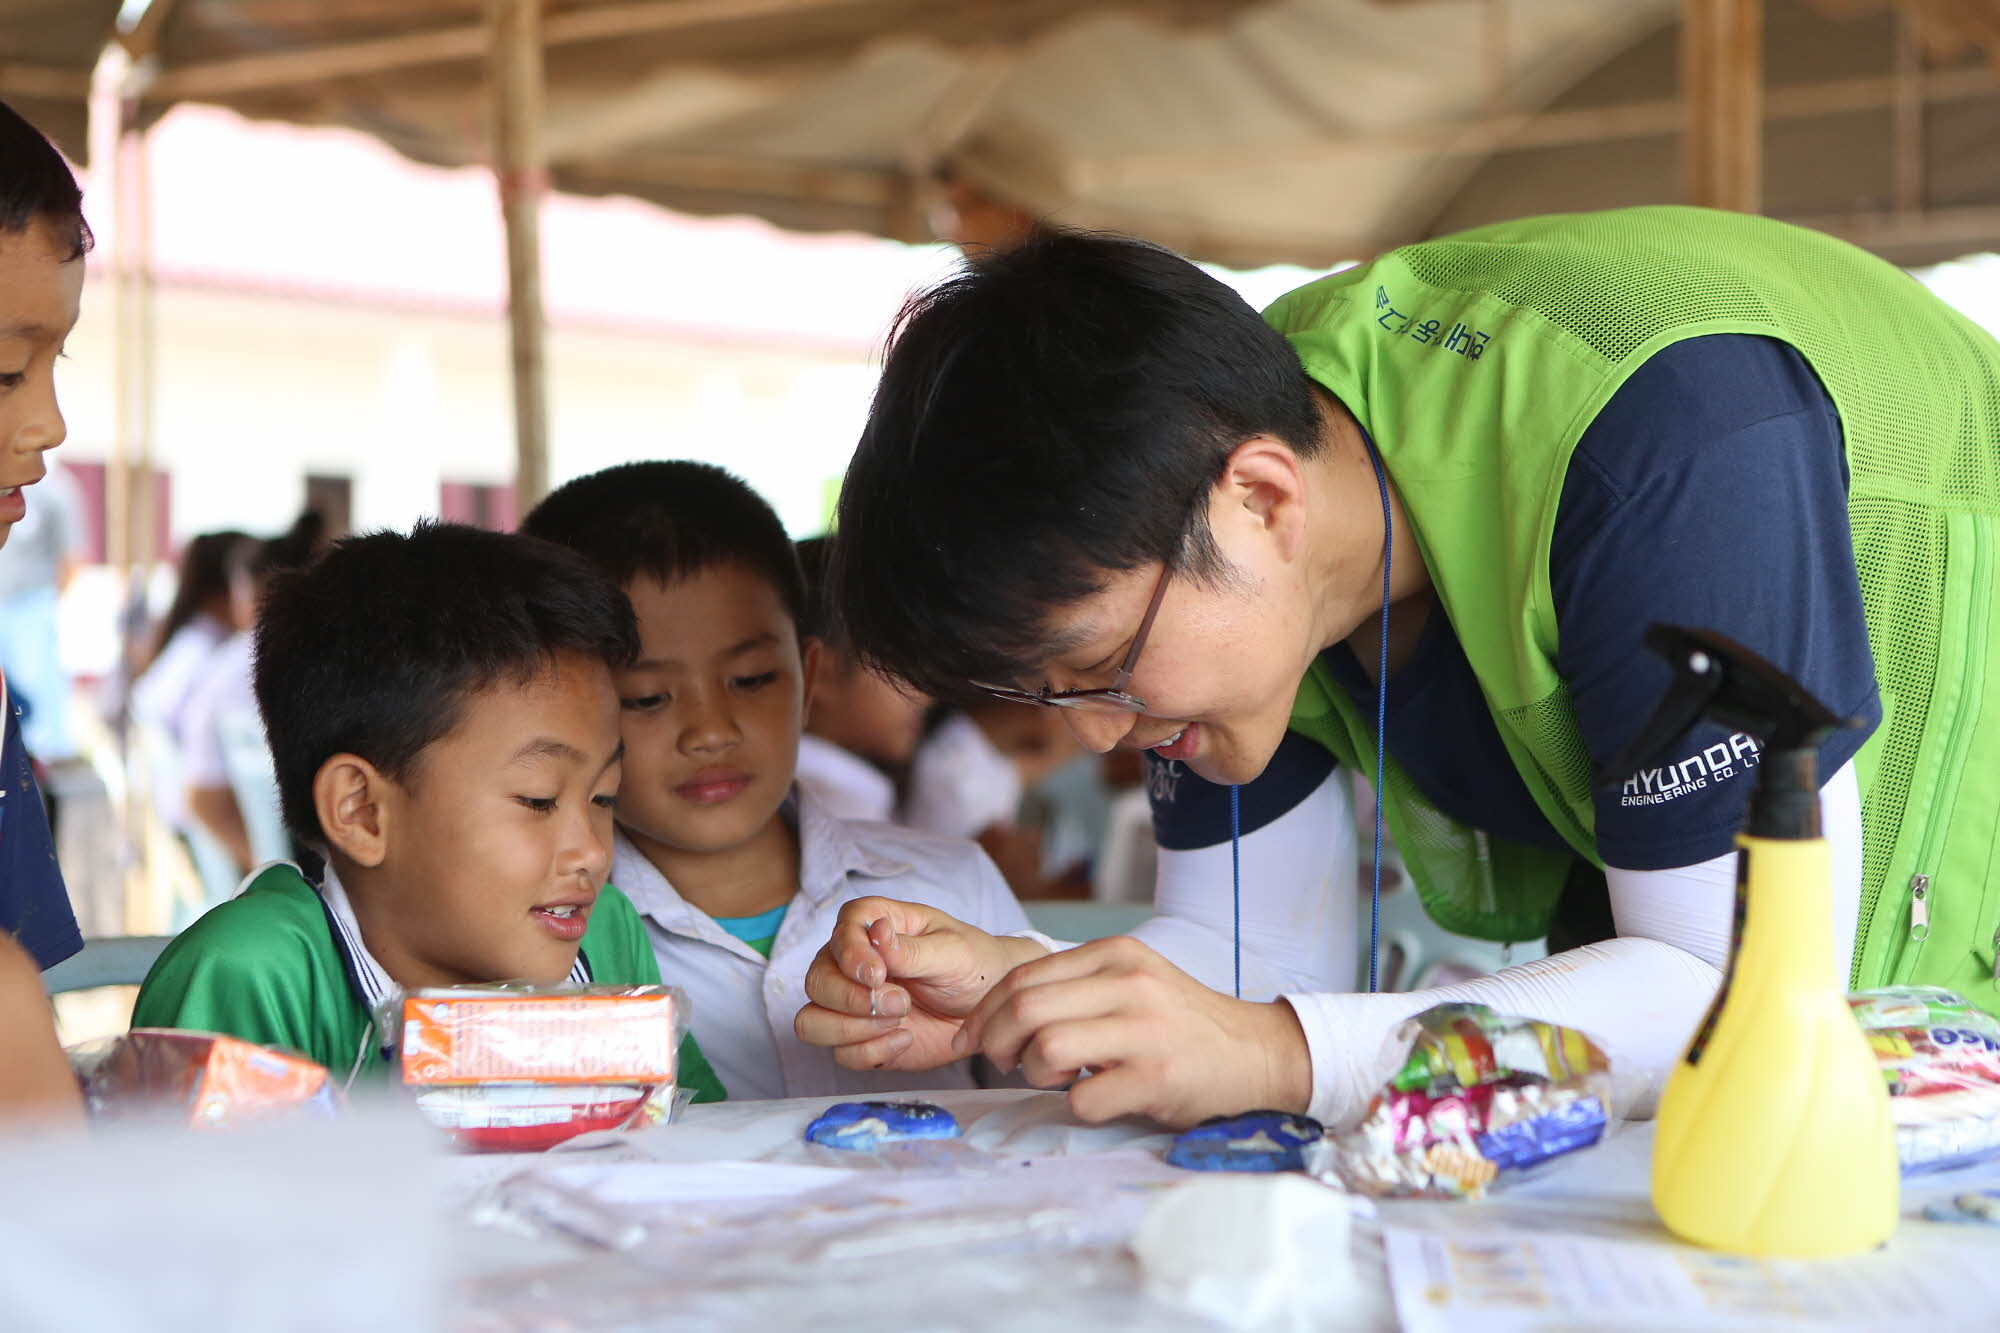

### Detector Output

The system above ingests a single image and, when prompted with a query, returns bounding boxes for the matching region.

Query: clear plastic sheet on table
[458,1150,1395,1333]
[470,1149,1185,1277]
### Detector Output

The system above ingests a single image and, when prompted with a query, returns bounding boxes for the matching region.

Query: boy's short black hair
[0,100,90,261]
[520,461,804,624]
[794,535,835,645]
[830,229,1319,698]
[253,521,639,843]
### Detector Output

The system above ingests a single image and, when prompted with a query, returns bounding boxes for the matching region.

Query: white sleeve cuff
[1283,935,1722,1129]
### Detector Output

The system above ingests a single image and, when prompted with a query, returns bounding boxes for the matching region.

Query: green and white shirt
[132,862,725,1101]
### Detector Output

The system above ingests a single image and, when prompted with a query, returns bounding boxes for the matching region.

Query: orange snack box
[400,988,679,1087]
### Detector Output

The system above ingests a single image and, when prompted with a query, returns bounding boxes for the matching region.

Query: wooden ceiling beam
[1792,202,2000,251]
[0,64,96,101]
[1078,63,1995,190]
[146,0,888,100]
[143,0,1243,102]
[561,150,900,209]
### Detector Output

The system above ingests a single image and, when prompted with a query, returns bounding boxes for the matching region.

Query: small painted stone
[804,1099,963,1150]
[1166,1110,1326,1173]
[1923,1190,2000,1226]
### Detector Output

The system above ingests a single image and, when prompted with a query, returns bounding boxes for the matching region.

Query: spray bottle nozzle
[1599,625,1863,841]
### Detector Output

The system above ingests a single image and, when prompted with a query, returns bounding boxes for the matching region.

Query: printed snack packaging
[1321,1003,1616,1199]
[398,984,683,1152]
[73,1028,338,1127]
[1848,986,2000,1174]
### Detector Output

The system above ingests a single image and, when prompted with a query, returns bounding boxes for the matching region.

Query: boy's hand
[793,897,1048,1072]
[949,935,1313,1130]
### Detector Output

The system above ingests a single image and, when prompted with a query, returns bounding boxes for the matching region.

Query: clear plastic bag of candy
[70,1028,340,1128]
[1315,1002,1617,1199]
[393,983,688,1152]
[1847,986,2000,1175]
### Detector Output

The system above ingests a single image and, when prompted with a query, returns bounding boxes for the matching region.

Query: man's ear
[800,635,826,723]
[1212,436,1311,562]
[312,754,394,869]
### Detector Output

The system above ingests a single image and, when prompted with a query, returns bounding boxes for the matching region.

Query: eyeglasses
[974,567,1170,714]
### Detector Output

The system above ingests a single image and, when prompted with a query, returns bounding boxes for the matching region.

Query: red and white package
[397,985,684,1153]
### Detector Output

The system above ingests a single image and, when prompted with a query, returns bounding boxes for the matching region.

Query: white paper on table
[1384,1224,2000,1332]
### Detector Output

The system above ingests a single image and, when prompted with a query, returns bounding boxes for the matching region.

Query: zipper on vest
[1884,514,1990,985]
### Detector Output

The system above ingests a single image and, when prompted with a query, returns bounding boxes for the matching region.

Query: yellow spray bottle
[1606,625,1898,1258]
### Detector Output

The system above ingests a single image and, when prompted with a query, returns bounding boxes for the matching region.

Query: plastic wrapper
[396,984,685,1153]
[1317,1003,1615,1199]
[1848,986,2000,1175]
[70,1028,338,1128]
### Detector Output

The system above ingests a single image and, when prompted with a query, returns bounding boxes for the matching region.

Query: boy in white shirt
[523,462,1032,1100]
[791,535,926,826]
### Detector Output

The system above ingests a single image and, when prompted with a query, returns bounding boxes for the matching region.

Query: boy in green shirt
[134,521,724,1100]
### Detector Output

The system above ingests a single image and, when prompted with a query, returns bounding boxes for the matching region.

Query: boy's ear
[800,635,825,722]
[312,754,394,869]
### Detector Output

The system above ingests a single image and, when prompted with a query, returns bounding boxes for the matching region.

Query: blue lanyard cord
[1363,432,1393,994]
[1230,781,1241,999]
[1225,433,1393,1000]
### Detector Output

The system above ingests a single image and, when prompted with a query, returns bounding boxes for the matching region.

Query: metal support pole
[489,0,549,511]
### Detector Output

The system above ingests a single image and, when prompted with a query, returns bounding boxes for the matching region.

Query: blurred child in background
[791,535,927,824]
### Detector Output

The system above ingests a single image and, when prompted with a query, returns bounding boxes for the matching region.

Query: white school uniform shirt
[611,786,1033,1102]
[793,734,897,825]
[904,711,1021,839]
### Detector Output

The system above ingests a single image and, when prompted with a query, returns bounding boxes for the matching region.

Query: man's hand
[793,896,1049,1072]
[950,935,1313,1129]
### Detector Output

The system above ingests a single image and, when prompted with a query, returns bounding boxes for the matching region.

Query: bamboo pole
[1681,0,1764,212]
[488,0,549,512]
[90,42,172,932]
[1893,9,1927,216]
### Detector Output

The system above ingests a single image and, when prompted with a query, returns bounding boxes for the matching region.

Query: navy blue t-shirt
[3,677,81,969]
[1151,334,1882,870]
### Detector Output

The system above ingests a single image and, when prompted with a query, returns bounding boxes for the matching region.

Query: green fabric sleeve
[583,885,727,1103]
[580,886,664,985]
[130,868,367,1074]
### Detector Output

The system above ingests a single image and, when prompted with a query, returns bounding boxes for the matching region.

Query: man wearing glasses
[793,209,2000,1131]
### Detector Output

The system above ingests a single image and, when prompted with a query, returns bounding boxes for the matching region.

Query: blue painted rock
[804,1099,963,1150]
[1166,1110,1325,1173]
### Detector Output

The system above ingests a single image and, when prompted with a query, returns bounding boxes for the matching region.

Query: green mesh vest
[1263,206,2000,1011]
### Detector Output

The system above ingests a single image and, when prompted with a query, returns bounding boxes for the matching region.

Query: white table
[450,1089,2000,1332]
[6,1088,1995,1332]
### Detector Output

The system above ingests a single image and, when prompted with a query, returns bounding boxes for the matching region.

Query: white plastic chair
[217,707,290,867]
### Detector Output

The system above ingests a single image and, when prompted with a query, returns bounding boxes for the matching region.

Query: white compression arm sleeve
[1283,760,1862,1129]
[1605,759,1862,975]
[1125,766,1357,1001]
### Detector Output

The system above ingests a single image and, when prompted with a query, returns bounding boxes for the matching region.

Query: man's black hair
[0,100,90,261]
[520,461,804,624]
[253,521,639,843]
[830,229,1320,699]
